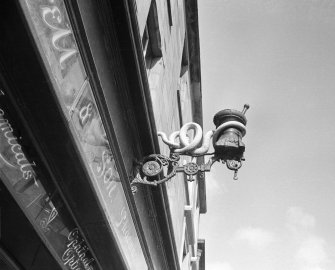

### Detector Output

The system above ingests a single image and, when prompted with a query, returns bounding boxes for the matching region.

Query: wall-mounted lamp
[131,104,250,193]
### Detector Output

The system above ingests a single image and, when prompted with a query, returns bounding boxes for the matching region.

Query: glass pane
[70,84,147,270]
[19,1,148,268]
[0,98,97,270]
[21,0,86,118]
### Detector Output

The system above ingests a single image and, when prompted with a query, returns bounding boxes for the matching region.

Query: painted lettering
[79,103,93,126]
[116,207,127,227]
[41,5,78,68]
[63,228,94,270]
[103,167,113,184]
[0,118,9,128]
[11,143,22,153]
[0,153,16,168]
[68,228,80,241]
[40,205,58,232]
[115,207,136,256]
[90,150,119,205]
[107,180,117,198]
[0,111,36,181]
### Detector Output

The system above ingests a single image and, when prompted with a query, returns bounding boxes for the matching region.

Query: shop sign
[70,85,147,270]
[21,0,86,118]
[0,101,96,270]
[19,0,148,268]
[0,106,42,209]
[62,229,94,270]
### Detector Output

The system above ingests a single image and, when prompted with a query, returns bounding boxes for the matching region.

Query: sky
[198,1,335,270]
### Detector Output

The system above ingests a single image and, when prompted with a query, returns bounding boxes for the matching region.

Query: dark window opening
[182,237,188,260]
[180,37,189,77]
[167,0,173,26]
[142,25,149,56]
[142,0,162,69]
[177,89,183,127]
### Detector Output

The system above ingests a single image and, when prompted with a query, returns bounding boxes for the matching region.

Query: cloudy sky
[198,1,335,270]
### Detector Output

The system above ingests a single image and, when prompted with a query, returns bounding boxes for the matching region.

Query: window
[141,0,162,69]
[177,89,183,127]
[167,0,173,26]
[182,238,188,260]
[180,37,189,77]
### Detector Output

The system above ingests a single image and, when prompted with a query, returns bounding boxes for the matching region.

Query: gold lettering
[20,161,36,171]
[0,111,36,180]
[0,118,10,128]
[107,180,117,197]
[77,246,88,257]
[23,170,34,180]
[7,137,18,149]
[10,143,21,153]
[103,167,113,184]
[63,229,94,270]
[67,239,78,248]
[68,228,80,241]
[41,6,78,68]
[0,153,16,168]
[69,258,80,269]
[62,249,75,265]
[116,207,126,228]
[79,103,93,126]
[15,152,28,167]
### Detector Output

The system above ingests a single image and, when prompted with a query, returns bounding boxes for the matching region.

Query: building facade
[0,0,205,269]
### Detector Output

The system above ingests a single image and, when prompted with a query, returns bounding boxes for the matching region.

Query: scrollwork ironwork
[131,105,249,192]
[131,154,181,193]
[183,162,199,175]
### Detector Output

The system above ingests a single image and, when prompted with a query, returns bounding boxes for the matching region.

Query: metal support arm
[130,105,249,193]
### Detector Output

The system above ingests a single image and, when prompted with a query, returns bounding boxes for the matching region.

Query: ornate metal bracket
[131,154,221,194]
[130,105,249,194]
[131,154,180,191]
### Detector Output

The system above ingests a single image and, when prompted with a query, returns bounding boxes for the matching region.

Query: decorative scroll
[40,201,59,233]
[131,154,180,193]
[158,121,246,156]
[130,154,220,192]
[158,122,214,156]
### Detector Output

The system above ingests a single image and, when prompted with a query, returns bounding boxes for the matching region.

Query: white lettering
[79,103,93,126]
[40,206,58,232]
[115,208,136,256]
[90,150,119,204]
[0,111,36,180]
[41,6,78,68]
[63,229,94,270]
[68,228,80,241]
[103,167,113,184]
[0,118,9,127]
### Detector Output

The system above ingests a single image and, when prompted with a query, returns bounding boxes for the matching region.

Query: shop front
[0,0,174,269]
